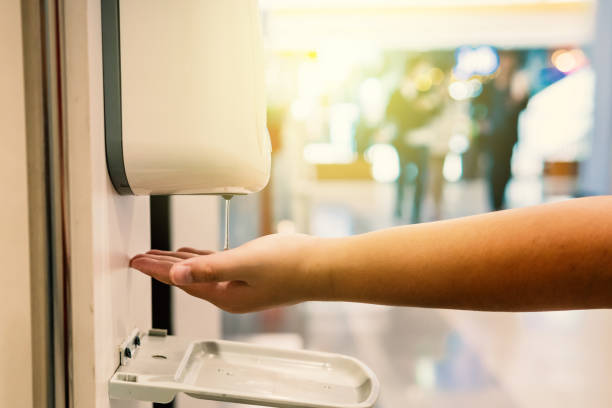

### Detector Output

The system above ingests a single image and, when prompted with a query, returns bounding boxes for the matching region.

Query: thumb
[169,251,243,285]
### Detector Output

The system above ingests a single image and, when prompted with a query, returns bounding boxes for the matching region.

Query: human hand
[129,234,328,313]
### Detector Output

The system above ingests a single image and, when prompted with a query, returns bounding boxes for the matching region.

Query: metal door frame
[21,0,72,406]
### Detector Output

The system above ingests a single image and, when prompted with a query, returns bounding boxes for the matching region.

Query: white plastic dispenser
[102,0,270,195]
[101,1,380,406]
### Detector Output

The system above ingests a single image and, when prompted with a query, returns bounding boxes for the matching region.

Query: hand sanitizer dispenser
[102,0,270,196]
[102,1,379,407]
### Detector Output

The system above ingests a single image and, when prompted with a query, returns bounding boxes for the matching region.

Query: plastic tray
[109,332,379,408]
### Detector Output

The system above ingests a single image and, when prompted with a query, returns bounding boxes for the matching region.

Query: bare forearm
[313,196,612,311]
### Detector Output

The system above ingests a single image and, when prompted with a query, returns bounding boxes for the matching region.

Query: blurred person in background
[428,100,471,220]
[407,64,470,220]
[474,51,530,211]
[386,55,446,223]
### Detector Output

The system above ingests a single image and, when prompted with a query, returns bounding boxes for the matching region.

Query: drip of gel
[222,195,232,250]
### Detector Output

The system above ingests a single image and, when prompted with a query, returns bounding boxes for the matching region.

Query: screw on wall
[119,328,142,366]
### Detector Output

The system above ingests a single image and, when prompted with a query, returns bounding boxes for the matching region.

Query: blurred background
[220,1,612,407]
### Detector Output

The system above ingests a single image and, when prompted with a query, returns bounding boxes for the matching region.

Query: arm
[130,196,612,313]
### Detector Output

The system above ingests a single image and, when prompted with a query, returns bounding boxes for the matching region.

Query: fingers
[176,247,215,256]
[131,247,221,286]
[169,251,246,285]
[130,251,258,313]
[146,248,214,259]
[146,250,199,260]
[132,246,268,313]
[136,253,184,263]
[130,252,226,299]
[129,256,174,285]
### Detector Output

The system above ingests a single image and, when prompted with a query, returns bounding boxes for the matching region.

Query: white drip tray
[109,329,379,408]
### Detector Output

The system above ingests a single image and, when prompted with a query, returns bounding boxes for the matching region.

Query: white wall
[64,1,151,407]
[4,1,225,406]
[0,1,34,406]
[65,2,224,407]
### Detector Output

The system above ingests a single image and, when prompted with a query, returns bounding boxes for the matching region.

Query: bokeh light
[454,46,499,79]
[365,144,400,183]
[551,48,587,74]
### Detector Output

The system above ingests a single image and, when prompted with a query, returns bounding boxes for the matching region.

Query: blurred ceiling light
[364,143,399,183]
[454,46,498,79]
[551,48,587,73]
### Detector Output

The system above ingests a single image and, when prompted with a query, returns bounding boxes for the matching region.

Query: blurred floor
[221,177,612,408]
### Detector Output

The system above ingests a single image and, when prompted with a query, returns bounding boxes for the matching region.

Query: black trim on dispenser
[101,0,132,194]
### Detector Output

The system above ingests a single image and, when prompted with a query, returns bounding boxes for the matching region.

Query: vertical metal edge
[21,0,75,405]
[44,0,73,405]
[20,0,54,406]
[101,0,133,195]
[53,0,75,404]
